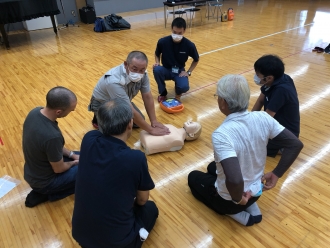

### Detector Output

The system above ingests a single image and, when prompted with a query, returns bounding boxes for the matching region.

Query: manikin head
[184,121,202,141]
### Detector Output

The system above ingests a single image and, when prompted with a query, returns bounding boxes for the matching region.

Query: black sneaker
[325,44,330,53]
[25,190,49,208]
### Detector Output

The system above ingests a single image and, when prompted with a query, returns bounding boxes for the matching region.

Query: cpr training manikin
[139,121,202,155]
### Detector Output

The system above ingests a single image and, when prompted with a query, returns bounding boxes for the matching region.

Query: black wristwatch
[187,71,191,76]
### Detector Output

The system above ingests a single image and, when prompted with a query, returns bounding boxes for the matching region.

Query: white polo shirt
[212,111,284,200]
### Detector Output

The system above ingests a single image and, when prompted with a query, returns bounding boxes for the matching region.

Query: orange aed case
[228,8,234,21]
[160,98,184,114]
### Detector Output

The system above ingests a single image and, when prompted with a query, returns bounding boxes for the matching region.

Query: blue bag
[94,17,105,32]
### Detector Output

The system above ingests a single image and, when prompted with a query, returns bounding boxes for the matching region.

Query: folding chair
[167,9,187,19]
[182,4,203,27]
[166,6,187,24]
[207,0,224,22]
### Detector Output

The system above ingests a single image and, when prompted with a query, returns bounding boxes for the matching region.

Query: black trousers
[267,139,282,157]
[80,201,158,248]
[267,131,300,157]
[188,162,259,215]
[124,201,159,248]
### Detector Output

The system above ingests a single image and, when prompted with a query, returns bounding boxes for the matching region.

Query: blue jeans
[34,151,80,201]
[153,66,189,95]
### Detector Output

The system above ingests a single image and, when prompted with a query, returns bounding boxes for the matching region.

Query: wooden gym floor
[1,0,330,247]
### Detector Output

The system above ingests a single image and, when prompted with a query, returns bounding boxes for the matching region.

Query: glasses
[214,94,225,101]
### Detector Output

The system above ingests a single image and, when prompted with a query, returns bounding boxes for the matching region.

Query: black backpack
[104,14,131,31]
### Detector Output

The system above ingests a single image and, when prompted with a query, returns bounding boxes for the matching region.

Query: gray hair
[216,74,250,113]
[126,51,148,64]
[46,86,77,110]
[97,98,133,136]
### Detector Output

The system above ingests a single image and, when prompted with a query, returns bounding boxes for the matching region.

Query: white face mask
[127,69,144,82]
[171,33,183,42]
[254,74,265,85]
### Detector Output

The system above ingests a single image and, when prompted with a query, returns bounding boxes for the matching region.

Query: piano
[0,0,60,49]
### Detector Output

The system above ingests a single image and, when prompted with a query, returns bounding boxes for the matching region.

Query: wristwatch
[69,151,74,159]
[187,71,191,76]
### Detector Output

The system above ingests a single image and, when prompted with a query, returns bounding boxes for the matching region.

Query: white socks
[246,202,262,223]
[227,211,254,226]
[227,202,262,226]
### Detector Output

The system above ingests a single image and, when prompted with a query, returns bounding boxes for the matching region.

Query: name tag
[172,66,179,74]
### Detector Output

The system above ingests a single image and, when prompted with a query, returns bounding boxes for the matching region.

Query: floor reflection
[306,11,330,48]
[282,142,330,189]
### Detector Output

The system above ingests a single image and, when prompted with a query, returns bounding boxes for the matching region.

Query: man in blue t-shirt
[153,17,199,102]
[252,54,300,157]
[72,98,158,248]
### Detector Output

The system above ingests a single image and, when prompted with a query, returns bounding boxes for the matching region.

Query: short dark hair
[126,51,148,64]
[97,98,133,136]
[171,17,186,30]
[254,54,285,80]
[46,86,77,110]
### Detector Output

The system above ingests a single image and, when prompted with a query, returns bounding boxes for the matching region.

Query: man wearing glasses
[188,74,303,226]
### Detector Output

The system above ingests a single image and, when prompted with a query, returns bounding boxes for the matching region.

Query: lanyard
[172,39,183,67]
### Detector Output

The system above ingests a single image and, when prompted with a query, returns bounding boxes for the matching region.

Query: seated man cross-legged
[72,98,158,248]
[188,74,303,226]
[23,86,80,208]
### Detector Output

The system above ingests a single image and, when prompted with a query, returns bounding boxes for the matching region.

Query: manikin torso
[140,121,202,155]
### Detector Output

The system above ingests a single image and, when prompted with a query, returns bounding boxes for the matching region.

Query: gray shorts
[88,96,145,120]
[88,96,104,112]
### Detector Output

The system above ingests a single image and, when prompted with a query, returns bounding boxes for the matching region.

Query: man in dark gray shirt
[23,86,79,207]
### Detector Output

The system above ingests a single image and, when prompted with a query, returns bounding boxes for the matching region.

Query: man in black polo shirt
[153,17,199,102]
[72,98,158,248]
[252,54,300,157]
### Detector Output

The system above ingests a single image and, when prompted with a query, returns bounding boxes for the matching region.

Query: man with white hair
[188,74,303,226]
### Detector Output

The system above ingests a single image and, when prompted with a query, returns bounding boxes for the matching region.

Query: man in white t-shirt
[188,74,303,226]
